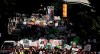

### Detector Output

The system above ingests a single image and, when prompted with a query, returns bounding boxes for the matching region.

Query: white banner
[47,6,54,20]
[49,39,62,47]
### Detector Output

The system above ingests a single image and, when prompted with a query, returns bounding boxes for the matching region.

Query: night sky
[0,0,55,14]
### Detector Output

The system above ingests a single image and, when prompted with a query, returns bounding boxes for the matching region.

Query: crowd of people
[15,23,98,54]
[7,13,99,54]
[7,40,97,54]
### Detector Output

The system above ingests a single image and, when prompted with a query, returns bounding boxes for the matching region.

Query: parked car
[0,40,16,54]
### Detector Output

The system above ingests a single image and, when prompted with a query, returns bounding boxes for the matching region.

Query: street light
[44,7,46,11]
[41,4,42,7]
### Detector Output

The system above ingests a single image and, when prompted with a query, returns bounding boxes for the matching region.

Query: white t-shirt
[39,51,43,54]
[72,48,79,54]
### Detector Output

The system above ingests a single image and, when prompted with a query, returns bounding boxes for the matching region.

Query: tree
[50,0,62,16]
